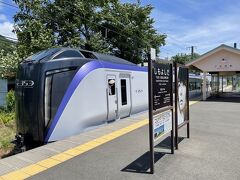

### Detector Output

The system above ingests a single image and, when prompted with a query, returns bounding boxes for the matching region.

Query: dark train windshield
[26,48,61,61]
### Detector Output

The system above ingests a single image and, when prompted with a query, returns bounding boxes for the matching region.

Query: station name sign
[152,62,172,110]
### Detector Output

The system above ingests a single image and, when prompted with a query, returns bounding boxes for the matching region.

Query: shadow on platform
[121,151,168,174]
[155,136,184,150]
[121,136,185,174]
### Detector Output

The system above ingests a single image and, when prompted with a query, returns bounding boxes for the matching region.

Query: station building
[186,44,240,100]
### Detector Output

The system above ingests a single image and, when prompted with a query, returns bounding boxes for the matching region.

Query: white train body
[15,48,148,145]
[48,62,148,141]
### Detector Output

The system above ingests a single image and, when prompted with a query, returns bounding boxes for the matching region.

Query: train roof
[25,47,135,66]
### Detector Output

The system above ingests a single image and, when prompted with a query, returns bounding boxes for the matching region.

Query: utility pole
[105,28,108,39]
[187,46,197,59]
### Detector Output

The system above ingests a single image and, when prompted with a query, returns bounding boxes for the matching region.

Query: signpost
[148,49,174,174]
[174,63,190,149]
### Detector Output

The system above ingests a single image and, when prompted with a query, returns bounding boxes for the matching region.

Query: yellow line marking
[37,158,61,168]
[51,153,73,162]
[94,137,111,144]
[1,170,30,180]
[0,100,199,179]
[189,100,200,106]
[21,164,47,176]
[63,148,84,156]
[84,140,102,148]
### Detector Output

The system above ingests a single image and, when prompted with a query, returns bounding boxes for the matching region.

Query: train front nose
[15,61,42,146]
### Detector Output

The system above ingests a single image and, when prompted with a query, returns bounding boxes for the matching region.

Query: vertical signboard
[152,61,173,141]
[152,62,172,110]
[174,63,190,149]
[176,67,189,125]
[148,51,174,174]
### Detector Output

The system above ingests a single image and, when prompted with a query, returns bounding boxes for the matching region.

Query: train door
[107,75,118,121]
[119,75,131,118]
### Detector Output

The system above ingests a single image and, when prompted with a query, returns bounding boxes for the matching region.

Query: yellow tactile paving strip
[0,101,199,180]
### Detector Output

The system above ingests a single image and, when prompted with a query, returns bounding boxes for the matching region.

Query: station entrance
[186,44,240,100]
[211,73,240,94]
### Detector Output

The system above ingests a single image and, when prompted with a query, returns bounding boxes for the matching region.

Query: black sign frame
[174,62,190,150]
[148,55,175,174]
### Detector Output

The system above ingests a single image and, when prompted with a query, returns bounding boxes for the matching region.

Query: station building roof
[186,44,240,73]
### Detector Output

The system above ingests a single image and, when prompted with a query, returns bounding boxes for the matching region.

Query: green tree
[13,0,116,58]
[100,2,166,64]
[13,0,55,58]
[0,48,20,79]
[13,0,165,64]
[0,36,17,79]
[171,53,200,65]
[0,35,16,54]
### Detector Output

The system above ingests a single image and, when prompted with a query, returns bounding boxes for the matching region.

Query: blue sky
[1,0,240,58]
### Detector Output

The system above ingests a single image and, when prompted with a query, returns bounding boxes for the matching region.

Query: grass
[0,110,16,157]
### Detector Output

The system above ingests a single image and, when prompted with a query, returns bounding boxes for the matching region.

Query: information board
[153,110,172,141]
[152,62,172,110]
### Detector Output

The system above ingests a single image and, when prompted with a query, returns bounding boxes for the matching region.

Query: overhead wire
[0,1,17,8]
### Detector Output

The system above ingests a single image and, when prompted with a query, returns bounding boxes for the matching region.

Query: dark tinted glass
[50,70,76,121]
[54,50,83,59]
[26,48,61,61]
[121,79,127,105]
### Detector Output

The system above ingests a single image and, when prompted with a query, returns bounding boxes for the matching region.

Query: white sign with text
[153,110,172,142]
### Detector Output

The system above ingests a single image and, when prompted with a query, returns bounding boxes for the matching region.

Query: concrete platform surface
[0,111,148,178]
[0,98,239,180]
[27,97,240,180]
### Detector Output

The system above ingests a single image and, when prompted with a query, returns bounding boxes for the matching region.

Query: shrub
[0,112,15,125]
[6,90,15,112]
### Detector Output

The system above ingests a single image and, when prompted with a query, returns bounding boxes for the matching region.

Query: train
[15,47,204,147]
[15,48,148,146]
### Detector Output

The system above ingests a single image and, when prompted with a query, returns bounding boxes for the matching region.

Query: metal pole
[187,68,190,138]
[222,75,223,93]
[191,46,194,60]
[174,62,179,149]
[170,63,175,154]
[148,53,154,174]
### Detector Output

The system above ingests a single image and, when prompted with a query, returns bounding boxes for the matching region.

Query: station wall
[0,79,7,107]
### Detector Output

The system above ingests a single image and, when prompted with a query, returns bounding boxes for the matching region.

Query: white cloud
[154,5,240,58]
[0,21,17,39]
[174,14,240,53]
[0,14,7,22]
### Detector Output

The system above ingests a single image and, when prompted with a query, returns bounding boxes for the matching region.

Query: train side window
[108,79,115,95]
[53,50,83,59]
[121,79,127,105]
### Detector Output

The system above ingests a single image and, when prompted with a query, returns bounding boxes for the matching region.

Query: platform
[1,98,240,179]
